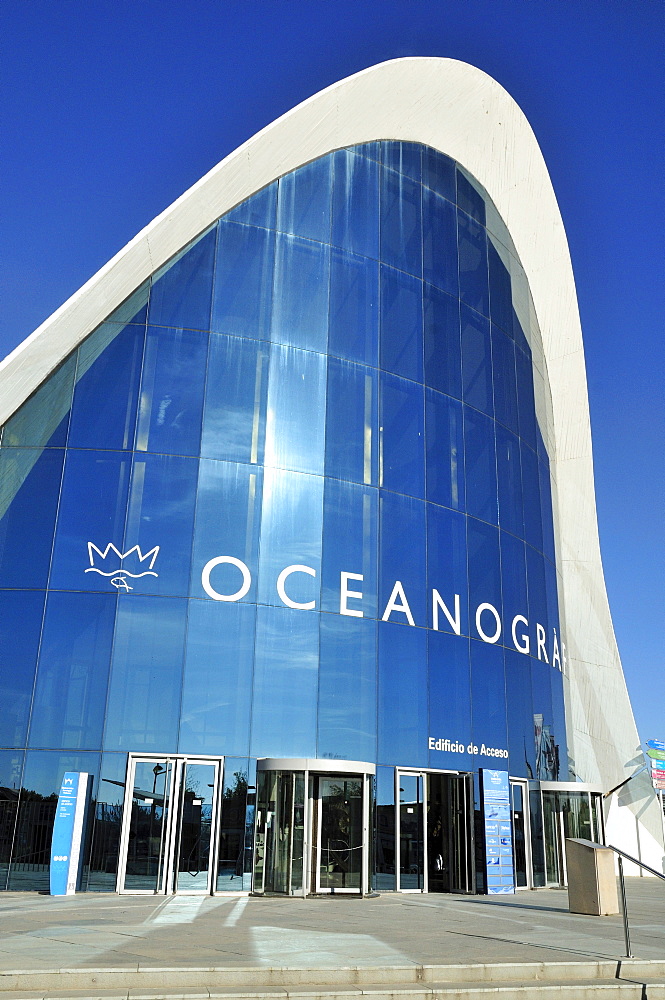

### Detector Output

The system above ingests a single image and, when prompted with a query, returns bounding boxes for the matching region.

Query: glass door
[117,755,222,894]
[397,772,425,890]
[315,776,363,893]
[510,779,532,889]
[175,760,219,893]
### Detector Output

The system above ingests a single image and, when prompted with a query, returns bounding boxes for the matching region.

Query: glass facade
[0,141,570,893]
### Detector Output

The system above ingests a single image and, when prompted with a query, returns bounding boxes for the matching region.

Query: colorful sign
[646,748,665,760]
[49,772,90,896]
[649,757,665,770]
[653,779,665,791]
[650,769,665,781]
[646,740,665,752]
[481,769,514,895]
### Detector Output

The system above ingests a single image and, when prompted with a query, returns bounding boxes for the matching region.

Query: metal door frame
[509,777,533,890]
[395,767,472,894]
[116,753,224,895]
[314,774,366,894]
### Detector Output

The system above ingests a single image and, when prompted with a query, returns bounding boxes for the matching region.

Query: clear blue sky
[2,1,663,747]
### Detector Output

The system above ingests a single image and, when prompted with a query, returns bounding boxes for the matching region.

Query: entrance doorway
[117,755,222,894]
[509,779,532,889]
[253,759,374,895]
[396,770,474,893]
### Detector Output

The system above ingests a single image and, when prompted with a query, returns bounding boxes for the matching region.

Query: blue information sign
[49,772,89,896]
[646,740,665,752]
[481,769,514,895]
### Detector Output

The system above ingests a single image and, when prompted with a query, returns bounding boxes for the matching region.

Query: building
[0,58,662,897]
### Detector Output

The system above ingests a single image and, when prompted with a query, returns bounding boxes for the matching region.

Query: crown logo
[85,542,159,592]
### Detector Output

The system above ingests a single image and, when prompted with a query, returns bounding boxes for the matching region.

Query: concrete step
[0,962,664,1000]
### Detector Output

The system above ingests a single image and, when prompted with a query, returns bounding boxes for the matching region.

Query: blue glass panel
[349,141,381,163]
[423,284,461,400]
[526,544,548,645]
[191,460,262,603]
[68,322,144,450]
[422,187,458,297]
[456,171,486,226]
[539,460,556,564]
[382,141,422,182]
[257,468,323,609]
[488,241,513,336]
[426,502,468,636]
[28,592,116,750]
[470,641,507,753]
[264,345,326,476]
[463,406,497,525]
[0,591,45,748]
[277,156,332,244]
[421,147,455,202]
[318,615,377,762]
[325,359,378,486]
[380,265,423,382]
[226,182,277,229]
[505,649,536,779]
[380,167,422,277]
[328,248,379,367]
[515,347,537,450]
[332,150,379,260]
[201,336,268,464]
[461,306,493,417]
[211,221,274,340]
[321,478,378,619]
[496,425,523,537]
[2,354,76,449]
[123,454,198,597]
[425,389,465,511]
[457,211,489,317]
[86,750,126,890]
[250,605,318,758]
[491,326,518,434]
[467,518,502,630]
[148,228,215,330]
[0,448,64,588]
[179,600,255,756]
[428,631,472,770]
[50,450,130,592]
[379,492,426,627]
[380,373,425,499]
[378,621,427,767]
[9,750,99,892]
[500,531,529,654]
[0,750,23,888]
[374,764,396,890]
[271,234,330,352]
[103,595,187,751]
[520,443,543,552]
[530,659,555,779]
[135,326,208,456]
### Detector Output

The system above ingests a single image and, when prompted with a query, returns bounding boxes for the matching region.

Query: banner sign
[480,769,514,895]
[49,772,90,896]
[646,740,665,752]
[650,758,665,771]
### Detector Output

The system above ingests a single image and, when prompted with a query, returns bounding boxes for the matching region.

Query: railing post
[617,855,632,958]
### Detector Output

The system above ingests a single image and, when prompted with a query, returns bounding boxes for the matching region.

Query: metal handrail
[606,844,665,881]
[604,843,665,958]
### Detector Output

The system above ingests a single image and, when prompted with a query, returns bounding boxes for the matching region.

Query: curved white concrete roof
[1,57,661,858]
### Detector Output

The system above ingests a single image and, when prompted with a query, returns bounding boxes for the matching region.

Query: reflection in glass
[103,596,187,752]
[271,235,330,352]
[212,222,274,340]
[264,345,327,476]
[332,150,379,259]
[148,228,215,331]
[29,592,117,750]
[135,326,208,457]
[201,336,268,464]
[0,592,44,749]
[179,601,255,756]
[0,448,65,589]
[318,776,363,891]
[328,248,379,366]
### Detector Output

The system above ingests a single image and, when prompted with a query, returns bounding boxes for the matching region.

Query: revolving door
[253,759,374,896]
